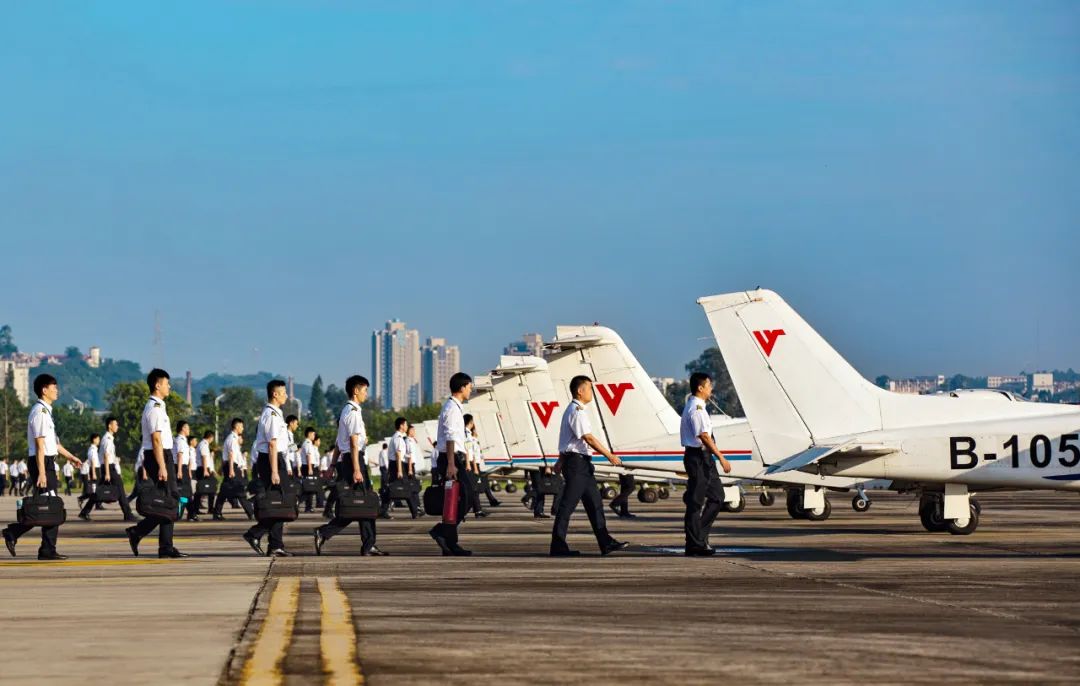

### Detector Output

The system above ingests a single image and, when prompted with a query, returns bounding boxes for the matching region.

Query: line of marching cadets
[3,367,731,560]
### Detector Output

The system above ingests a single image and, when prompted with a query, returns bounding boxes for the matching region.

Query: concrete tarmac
[2,489,1079,685]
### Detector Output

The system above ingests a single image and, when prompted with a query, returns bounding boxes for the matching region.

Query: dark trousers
[322,464,340,517]
[79,466,133,518]
[132,451,177,553]
[481,474,500,506]
[383,460,419,517]
[318,458,376,552]
[683,447,723,550]
[610,473,636,515]
[214,469,253,517]
[468,472,484,515]
[128,472,146,503]
[177,466,195,519]
[531,470,562,516]
[0,475,6,497]
[6,456,60,555]
[301,465,325,511]
[63,476,72,496]
[429,452,476,548]
[551,453,615,553]
[246,454,288,552]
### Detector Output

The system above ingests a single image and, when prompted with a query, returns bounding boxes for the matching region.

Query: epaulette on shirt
[154,402,163,408]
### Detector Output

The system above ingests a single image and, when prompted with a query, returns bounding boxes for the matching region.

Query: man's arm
[446,440,457,479]
[583,434,622,467]
[152,431,167,481]
[269,437,280,484]
[350,435,363,484]
[699,431,732,474]
[34,438,48,488]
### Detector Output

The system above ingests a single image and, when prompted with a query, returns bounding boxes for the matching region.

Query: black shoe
[429,530,452,556]
[488,500,502,507]
[125,527,141,557]
[187,515,200,522]
[378,512,393,520]
[78,513,91,521]
[303,508,314,513]
[449,545,472,556]
[550,549,581,557]
[685,546,716,557]
[533,513,551,519]
[243,532,264,556]
[213,514,226,521]
[617,512,638,519]
[601,540,630,556]
[159,549,189,559]
[475,510,491,519]
[269,548,293,557]
[313,530,326,556]
[3,528,16,557]
[362,546,390,557]
[37,551,68,561]
[123,515,137,522]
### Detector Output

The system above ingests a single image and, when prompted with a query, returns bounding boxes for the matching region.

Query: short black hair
[449,372,472,393]
[90,433,100,442]
[285,414,298,424]
[175,420,189,433]
[230,417,244,430]
[463,413,474,427]
[381,442,387,448]
[104,416,117,426]
[147,368,170,394]
[266,379,286,401]
[203,430,214,440]
[569,375,592,397]
[304,426,316,437]
[395,417,407,430]
[313,435,321,443]
[33,373,57,398]
[690,372,712,395]
[346,375,369,397]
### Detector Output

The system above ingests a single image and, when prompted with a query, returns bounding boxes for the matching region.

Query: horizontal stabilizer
[764,446,839,474]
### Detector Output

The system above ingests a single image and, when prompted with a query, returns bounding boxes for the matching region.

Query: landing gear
[722,492,746,513]
[919,494,947,532]
[919,491,980,534]
[637,487,659,504]
[657,487,670,500]
[786,488,808,520]
[946,503,979,535]
[601,484,617,500]
[851,495,871,513]
[806,498,832,521]
[785,487,831,521]
[491,482,502,492]
[759,491,776,507]
[505,482,518,494]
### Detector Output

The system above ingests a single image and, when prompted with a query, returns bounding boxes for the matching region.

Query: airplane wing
[764,441,897,474]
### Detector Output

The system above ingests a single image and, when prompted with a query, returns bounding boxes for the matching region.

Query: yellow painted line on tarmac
[0,558,177,568]
[318,577,364,686]
[240,576,299,686]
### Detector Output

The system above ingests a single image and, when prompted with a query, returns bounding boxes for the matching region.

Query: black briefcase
[537,474,562,496]
[386,479,411,499]
[407,476,421,494]
[423,483,443,516]
[301,476,322,495]
[254,487,299,522]
[196,478,218,496]
[136,484,180,522]
[334,484,379,521]
[95,482,121,503]
[282,478,301,497]
[17,494,66,527]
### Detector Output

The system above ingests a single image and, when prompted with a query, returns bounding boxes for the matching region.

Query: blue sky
[2,1,1077,385]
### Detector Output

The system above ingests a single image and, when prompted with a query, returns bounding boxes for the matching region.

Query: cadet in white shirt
[285,414,299,479]
[462,416,490,519]
[299,428,323,513]
[125,369,187,559]
[98,417,134,520]
[77,434,104,520]
[242,380,293,557]
[78,440,96,504]
[680,372,733,556]
[215,418,253,520]
[549,375,628,557]
[314,375,384,556]
[0,459,8,497]
[173,421,195,520]
[428,372,478,556]
[471,424,501,509]
[61,458,74,495]
[3,373,84,560]
[191,431,215,517]
[381,418,419,519]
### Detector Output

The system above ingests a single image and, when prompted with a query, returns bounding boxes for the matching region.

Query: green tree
[0,325,16,356]
[105,381,191,459]
[874,375,891,389]
[0,369,27,458]
[309,375,329,425]
[663,347,743,417]
[191,386,262,450]
[325,384,347,417]
[53,404,104,457]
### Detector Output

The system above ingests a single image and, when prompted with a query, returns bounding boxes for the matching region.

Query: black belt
[559,451,589,460]
[684,446,706,455]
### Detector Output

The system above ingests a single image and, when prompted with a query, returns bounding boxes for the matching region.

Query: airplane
[544,325,890,519]
[698,288,1080,534]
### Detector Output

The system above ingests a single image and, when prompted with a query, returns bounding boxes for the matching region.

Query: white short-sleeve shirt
[388,432,407,464]
[255,405,287,455]
[680,396,712,449]
[173,437,189,466]
[436,397,466,454]
[558,399,592,454]
[101,432,118,470]
[27,401,58,457]
[86,444,101,469]
[335,401,367,458]
[141,396,174,451]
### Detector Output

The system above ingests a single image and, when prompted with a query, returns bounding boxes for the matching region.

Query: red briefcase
[441,479,460,524]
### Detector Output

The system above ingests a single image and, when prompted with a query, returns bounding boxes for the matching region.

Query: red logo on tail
[596,383,634,416]
[530,401,559,428]
[753,329,786,357]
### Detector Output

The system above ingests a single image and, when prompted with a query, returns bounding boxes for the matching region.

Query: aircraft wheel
[919,497,947,532]
[638,487,659,504]
[505,482,518,494]
[601,486,617,500]
[759,491,775,507]
[722,492,746,513]
[806,498,832,522]
[851,495,871,513]
[971,498,981,515]
[658,487,670,500]
[785,489,808,520]
[491,482,502,492]
[946,504,979,535]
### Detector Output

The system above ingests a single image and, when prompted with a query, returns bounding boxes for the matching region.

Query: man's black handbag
[334,483,379,521]
[176,478,193,500]
[469,473,486,492]
[301,475,322,495]
[386,479,411,499]
[254,487,299,523]
[537,473,562,496]
[423,482,443,516]
[282,477,301,497]
[17,494,66,527]
[136,484,180,522]
[95,482,121,503]
[196,478,218,496]
[407,476,421,494]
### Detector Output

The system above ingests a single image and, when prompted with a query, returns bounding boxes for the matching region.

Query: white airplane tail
[698,289,887,463]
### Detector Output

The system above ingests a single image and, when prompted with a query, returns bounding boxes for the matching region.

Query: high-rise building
[0,360,31,405]
[371,320,421,410]
[422,337,461,404]
[503,333,544,358]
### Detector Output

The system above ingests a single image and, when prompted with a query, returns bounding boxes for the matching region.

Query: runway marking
[317,577,364,685]
[240,576,299,686]
[0,558,178,568]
